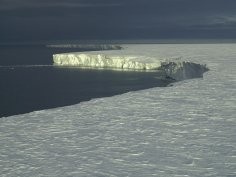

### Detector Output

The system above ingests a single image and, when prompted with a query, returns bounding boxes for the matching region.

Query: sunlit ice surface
[0,44,235,176]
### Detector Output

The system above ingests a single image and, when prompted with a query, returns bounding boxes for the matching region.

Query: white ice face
[53,53,162,70]
[1,44,236,177]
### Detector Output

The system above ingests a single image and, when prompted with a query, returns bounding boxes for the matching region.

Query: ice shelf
[53,53,208,80]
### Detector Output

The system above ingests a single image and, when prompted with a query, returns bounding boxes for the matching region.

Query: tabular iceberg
[53,53,208,80]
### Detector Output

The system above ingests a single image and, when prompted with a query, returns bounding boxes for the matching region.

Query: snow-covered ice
[0,44,236,177]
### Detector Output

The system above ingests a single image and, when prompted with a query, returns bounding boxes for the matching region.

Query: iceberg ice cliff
[53,54,161,70]
[53,52,208,80]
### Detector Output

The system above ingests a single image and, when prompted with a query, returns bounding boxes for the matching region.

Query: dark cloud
[1,0,236,42]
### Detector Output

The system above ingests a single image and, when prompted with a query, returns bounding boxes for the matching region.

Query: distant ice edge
[47,44,123,50]
[53,53,209,81]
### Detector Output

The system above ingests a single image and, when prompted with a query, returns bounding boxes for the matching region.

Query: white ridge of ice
[53,53,208,80]
[47,44,122,50]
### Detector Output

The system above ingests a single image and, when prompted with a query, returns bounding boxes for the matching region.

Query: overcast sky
[1,0,236,42]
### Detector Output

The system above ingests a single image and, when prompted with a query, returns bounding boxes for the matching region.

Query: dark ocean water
[0,44,172,117]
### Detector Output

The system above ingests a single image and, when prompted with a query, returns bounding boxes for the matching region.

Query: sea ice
[0,44,235,177]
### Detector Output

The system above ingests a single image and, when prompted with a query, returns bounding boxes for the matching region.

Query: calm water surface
[0,44,172,117]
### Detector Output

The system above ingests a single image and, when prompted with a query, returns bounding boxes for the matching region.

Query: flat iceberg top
[53,44,181,64]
